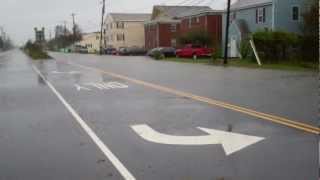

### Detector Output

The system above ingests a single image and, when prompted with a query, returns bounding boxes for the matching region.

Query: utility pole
[99,0,106,55]
[71,13,76,38]
[62,20,68,36]
[223,0,232,65]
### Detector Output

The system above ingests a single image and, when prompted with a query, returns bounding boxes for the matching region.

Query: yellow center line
[68,61,320,135]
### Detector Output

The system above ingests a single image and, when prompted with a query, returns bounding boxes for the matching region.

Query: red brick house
[144,6,223,50]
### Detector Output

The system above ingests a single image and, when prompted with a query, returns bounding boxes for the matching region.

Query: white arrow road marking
[74,84,91,91]
[83,82,129,90]
[52,71,80,75]
[109,82,129,88]
[131,124,265,156]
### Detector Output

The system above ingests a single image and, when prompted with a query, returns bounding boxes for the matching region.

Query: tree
[301,0,318,61]
[48,24,83,51]
[0,37,3,49]
[73,24,82,42]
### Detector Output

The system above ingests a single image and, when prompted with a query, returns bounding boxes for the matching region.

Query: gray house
[222,0,312,57]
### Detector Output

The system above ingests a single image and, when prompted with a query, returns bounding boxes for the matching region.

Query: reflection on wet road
[0,49,318,180]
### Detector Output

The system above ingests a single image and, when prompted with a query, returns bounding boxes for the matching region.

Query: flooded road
[0,49,318,180]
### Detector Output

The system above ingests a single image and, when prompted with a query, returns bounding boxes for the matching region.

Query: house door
[230,37,238,58]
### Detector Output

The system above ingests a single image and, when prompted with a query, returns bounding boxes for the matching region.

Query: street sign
[132,124,265,155]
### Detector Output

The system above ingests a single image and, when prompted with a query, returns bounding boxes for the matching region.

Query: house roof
[109,13,151,22]
[178,9,224,18]
[230,0,273,10]
[151,5,213,20]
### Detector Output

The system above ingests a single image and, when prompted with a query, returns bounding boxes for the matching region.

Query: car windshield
[0,0,318,180]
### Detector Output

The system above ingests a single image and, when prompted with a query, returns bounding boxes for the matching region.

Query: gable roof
[151,5,212,20]
[109,13,151,22]
[231,0,273,10]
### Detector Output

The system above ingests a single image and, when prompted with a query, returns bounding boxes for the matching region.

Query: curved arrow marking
[131,124,265,156]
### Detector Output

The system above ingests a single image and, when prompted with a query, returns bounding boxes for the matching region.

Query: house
[223,0,313,57]
[75,32,101,53]
[145,6,223,50]
[103,13,151,50]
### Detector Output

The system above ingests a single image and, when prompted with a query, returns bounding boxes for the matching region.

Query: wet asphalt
[0,49,318,180]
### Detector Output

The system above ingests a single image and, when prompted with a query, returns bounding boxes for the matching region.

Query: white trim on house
[272,1,275,30]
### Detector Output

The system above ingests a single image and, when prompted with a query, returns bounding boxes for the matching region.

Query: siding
[273,0,310,34]
[180,14,222,47]
[104,15,146,49]
[231,5,273,32]
[221,4,273,52]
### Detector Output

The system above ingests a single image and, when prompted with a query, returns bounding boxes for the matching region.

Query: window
[188,18,192,28]
[256,7,266,24]
[292,6,299,21]
[171,38,177,47]
[86,44,92,48]
[96,35,100,40]
[117,33,125,41]
[110,23,113,29]
[116,22,124,29]
[170,24,177,32]
[196,17,200,23]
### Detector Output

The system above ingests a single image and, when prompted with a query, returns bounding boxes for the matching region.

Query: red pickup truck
[175,44,213,59]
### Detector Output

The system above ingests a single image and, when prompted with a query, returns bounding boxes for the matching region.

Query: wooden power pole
[223,0,232,65]
[99,0,106,55]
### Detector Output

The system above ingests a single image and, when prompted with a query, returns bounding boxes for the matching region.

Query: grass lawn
[162,57,213,64]
[161,57,318,72]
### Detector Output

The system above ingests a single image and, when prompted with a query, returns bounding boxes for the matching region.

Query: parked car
[147,47,176,58]
[119,46,147,56]
[175,44,213,59]
[104,48,117,55]
[79,47,88,54]
[118,47,129,56]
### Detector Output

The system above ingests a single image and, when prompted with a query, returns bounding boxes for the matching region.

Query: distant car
[147,47,176,58]
[175,44,213,59]
[119,46,147,56]
[104,48,117,55]
[79,47,88,54]
[118,47,129,56]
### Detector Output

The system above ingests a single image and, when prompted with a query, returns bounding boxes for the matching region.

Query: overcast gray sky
[0,0,232,45]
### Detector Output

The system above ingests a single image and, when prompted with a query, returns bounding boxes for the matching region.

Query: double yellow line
[68,62,320,135]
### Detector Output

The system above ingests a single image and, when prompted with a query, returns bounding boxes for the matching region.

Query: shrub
[212,47,222,61]
[153,50,164,60]
[178,30,212,47]
[239,39,251,59]
[24,41,50,60]
[252,30,299,62]
[300,0,318,62]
